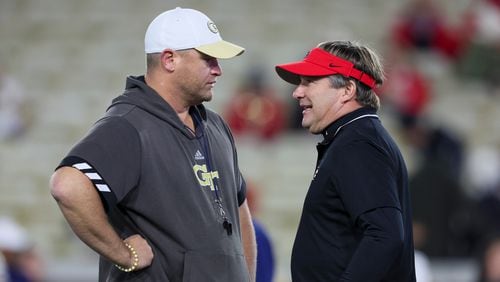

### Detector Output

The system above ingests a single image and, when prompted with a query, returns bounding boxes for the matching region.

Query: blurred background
[1,0,499,281]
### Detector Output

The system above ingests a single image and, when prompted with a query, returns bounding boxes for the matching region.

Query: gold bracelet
[115,241,139,272]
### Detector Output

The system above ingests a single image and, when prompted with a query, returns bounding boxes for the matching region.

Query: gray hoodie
[61,75,248,282]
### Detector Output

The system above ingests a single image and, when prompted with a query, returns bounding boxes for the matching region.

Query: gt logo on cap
[207,21,219,34]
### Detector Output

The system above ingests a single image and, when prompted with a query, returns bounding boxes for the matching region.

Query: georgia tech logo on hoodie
[193,164,219,191]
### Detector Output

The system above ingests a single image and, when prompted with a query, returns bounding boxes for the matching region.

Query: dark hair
[146,53,161,71]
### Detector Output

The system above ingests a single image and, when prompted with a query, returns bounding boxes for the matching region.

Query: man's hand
[124,234,154,270]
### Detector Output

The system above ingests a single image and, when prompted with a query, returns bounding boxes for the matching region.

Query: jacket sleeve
[339,207,405,281]
[62,116,141,205]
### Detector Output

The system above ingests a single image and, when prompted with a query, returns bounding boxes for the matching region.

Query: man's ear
[341,80,357,103]
[160,49,176,72]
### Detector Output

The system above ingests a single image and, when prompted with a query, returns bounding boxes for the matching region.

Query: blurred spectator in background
[465,146,500,254]
[390,0,467,60]
[478,234,500,282]
[401,115,474,257]
[246,180,275,282]
[456,0,500,93]
[380,43,475,257]
[225,65,287,141]
[379,46,431,120]
[402,115,465,179]
[0,217,44,282]
[0,65,30,141]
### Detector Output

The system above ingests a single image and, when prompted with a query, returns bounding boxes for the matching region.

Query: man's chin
[203,93,213,102]
[196,96,212,105]
[309,128,322,135]
[305,124,322,135]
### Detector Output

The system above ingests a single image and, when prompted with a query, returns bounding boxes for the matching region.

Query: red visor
[275,48,377,89]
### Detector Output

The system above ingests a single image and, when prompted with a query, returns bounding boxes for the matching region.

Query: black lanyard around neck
[191,110,233,236]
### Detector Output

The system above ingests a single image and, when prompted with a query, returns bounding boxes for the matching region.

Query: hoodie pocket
[182,250,249,282]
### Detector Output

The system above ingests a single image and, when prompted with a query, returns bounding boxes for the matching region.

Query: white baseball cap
[144,7,245,59]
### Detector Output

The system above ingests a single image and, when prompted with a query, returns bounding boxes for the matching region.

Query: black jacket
[291,107,416,282]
